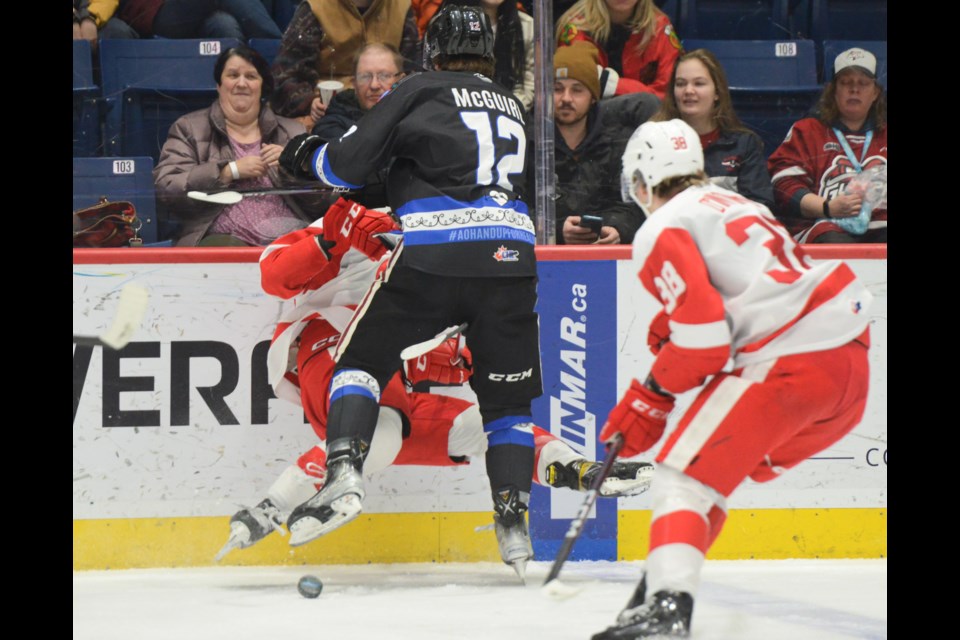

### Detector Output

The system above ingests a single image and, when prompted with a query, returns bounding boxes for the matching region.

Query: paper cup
[317,80,344,106]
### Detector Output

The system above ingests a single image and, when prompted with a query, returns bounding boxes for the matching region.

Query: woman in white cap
[766,47,887,243]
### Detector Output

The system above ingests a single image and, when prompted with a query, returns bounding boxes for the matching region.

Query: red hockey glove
[647,310,671,355]
[321,197,357,256]
[403,337,473,386]
[322,198,398,259]
[599,378,674,458]
[351,208,398,260]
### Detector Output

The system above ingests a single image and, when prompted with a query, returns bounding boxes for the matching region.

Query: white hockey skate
[215,498,286,561]
[546,460,655,498]
[492,486,533,583]
[287,443,366,547]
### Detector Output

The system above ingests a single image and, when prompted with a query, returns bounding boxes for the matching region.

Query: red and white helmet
[621,119,703,213]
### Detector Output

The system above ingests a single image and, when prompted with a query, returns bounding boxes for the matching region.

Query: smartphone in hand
[577,215,603,234]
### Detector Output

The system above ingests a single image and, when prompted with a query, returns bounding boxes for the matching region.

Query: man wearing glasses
[311,43,406,207]
[269,0,420,130]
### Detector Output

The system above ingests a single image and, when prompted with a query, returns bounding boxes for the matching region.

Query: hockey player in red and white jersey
[591,119,872,639]
[215,197,654,562]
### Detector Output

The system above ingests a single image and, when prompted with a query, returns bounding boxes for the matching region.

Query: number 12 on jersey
[461,111,526,192]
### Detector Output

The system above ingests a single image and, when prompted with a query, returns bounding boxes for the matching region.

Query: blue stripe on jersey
[313,144,363,189]
[397,194,530,216]
[403,225,535,246]
[397,195,535,247]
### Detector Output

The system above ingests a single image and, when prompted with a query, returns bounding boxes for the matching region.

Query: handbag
[73,197,143,247]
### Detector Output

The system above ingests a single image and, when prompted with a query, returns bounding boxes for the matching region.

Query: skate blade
[509,558,528,584]
[288,494,362,547]
[600,467,655,497]
[214,536,243,562]
[599,477,652,497]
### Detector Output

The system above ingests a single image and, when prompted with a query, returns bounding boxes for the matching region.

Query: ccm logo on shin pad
[488,368,533,382]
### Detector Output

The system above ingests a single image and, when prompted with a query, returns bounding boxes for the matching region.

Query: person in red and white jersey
[767,46,887,244]
[591,119,873,640]
[215,196,654,562]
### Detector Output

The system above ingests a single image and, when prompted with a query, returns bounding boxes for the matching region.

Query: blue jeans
[153,0,282,41]
[99,17,139,40]
[259,0,297,31]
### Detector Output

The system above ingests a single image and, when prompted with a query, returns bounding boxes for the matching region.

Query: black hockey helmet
[423,4,495,64]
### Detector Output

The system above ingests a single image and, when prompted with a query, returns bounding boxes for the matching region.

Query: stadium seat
[73,39,102,157]
[809,0,887,42]
[99,38,242,163]
[678,1,799,40]
[248,38,282,66]
[682,39,822,157]
[656,0,681,27]
[73,157,161,245]
[821,39,886,91]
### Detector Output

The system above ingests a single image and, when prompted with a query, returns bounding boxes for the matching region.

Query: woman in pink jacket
[154,46,329,246]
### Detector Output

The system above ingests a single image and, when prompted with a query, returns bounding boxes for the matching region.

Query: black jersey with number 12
[312,70,536,279]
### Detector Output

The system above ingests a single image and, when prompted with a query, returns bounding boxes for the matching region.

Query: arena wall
[73,245,886,570]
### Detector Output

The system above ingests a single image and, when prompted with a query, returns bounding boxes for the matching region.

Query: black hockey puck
[298,574,323,598]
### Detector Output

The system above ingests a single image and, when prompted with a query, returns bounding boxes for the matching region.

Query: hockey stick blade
[73,284,149,350]
[399,323,468,361]
[542,433,625,597]
[541,577,583,601]
[187,187,352,205]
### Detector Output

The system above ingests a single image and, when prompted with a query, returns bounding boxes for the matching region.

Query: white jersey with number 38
[632,183,872,395]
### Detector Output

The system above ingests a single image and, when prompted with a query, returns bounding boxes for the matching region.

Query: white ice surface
[73,559,886,639]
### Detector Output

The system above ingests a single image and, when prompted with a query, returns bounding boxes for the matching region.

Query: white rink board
[73,258,886,520]
[72,263,494,520]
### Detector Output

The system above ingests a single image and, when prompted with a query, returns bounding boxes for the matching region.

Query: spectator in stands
[74,1,100,49]
[767,47,887,243]
[532,41,656,244]
[259,0,298,31]
[270,0,421,131]
[112,1,283,43]
[555,0,682,101]
[310,42,408,208]
[428,1,534,112]
[411,0,439,37]
[154,46,324,246]
[74,1,139,50]
[649,49,775,211]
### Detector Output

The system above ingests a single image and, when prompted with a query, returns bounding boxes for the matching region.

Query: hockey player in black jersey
[278,4,541,580]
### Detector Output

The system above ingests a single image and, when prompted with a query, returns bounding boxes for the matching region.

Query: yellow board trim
[73,509,886,570]
[73,512,503,570]
[619,508,887,560]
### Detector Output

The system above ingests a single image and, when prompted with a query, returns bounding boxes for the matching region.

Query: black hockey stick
[187,186,353,205]
[542,433,625,600]
[73,284,149,350]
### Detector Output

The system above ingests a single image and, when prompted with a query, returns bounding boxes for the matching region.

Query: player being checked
[216,197,654,574]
